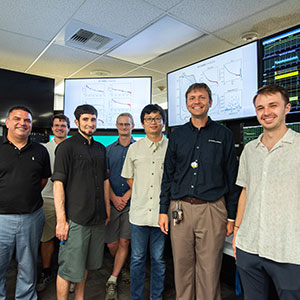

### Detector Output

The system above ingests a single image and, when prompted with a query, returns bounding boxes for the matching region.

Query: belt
[180,196,207,205]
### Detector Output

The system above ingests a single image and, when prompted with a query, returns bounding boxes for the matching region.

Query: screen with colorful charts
[261,26,300,114]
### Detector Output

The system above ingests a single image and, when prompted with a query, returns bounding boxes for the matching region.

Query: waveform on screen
[274,55,299,65]
[223,65,241,78]
[202,71,218,85]
[111,98,131,108]
[109,87,132,94]
[86,85,104,93]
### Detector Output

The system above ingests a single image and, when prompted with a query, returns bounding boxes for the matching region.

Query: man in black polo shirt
[0,106,51,300]
[52,104,110,300]
[159,83,241,300]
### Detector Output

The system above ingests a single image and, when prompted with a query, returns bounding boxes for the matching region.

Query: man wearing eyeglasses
[122,104,168,300]
[104,113,135,300]
[159,83,240,300]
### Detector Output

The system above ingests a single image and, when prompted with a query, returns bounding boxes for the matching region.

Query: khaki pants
[169,198,227,300]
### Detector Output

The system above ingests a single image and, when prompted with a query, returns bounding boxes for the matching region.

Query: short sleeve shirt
[0,135,51,214]
[52,133,108,226]
[42,139,57,199]
[236,129,300,264]
[106,138,135,205]
[121,136,168,227]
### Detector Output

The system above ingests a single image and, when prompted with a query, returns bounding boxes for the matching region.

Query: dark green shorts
[58,220,105,282]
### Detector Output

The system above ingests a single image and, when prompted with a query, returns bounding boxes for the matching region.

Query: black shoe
[36,272,51,292]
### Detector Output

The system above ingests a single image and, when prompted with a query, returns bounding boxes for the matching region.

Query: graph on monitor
[64,77,151,129]
[167,42,258,126]
[261,26,300,114]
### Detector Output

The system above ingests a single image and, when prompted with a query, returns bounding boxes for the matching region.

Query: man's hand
[111,194,126,211]
[232,226,239,259]
[56,221,69,241]
[105,215,111,226]
[158,214,169,235]
[226,220,235,237]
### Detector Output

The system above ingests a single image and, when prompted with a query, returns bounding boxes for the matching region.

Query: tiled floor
[5,241,243,300]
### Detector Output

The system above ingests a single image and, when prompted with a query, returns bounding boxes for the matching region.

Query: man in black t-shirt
[52,104,110,300]
[0,106,51,300]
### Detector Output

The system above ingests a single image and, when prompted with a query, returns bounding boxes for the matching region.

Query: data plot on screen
[223,60,242,83]
[64,77,151,129]
[82,83,106,99]
[167,42,257,126]
[262,26,300,113]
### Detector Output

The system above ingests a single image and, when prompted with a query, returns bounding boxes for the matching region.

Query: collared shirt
[0,135,51,214]
[160,118,240,219]
[236,129,300,265]
[121,136,168,227]
[106,138,135,208]
[42,138,57,199]
[52,132,108,226]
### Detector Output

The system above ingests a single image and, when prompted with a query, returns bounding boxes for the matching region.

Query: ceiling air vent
[56,19,124,54]
[69,29,112,51]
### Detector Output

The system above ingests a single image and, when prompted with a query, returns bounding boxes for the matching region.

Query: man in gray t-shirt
[36,114,69,293]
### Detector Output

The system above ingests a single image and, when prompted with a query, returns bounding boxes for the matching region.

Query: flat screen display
[64,77,152,129]
[167,41,258,126]
[0,68,54,128]
[261,25,300,113]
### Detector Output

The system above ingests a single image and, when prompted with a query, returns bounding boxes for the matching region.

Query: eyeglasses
[144,117,162,124]
[117,123,131,127]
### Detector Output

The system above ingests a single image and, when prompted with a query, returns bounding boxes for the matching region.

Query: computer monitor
[261,25,300,114]
[167,41,258,126]
[64,77,152,129]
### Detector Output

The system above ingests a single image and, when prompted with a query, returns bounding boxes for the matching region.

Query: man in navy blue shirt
[105,113,135,300]
[159,83,240,300]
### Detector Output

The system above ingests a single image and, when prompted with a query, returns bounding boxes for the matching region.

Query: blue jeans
[130,224,165,300]
[0,208,44,300]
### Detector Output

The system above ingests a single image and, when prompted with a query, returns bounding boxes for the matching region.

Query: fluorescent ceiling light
[108,16,204,65]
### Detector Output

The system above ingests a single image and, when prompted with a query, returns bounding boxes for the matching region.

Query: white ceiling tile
[0,0,85,40]
[73,0,164,37]
[71,56,139,78]
[169,0,285,32]
[108,15,204,65]
[0,30,48,72]
[214,0,300,45]
[143,0,184,10]
[145,35,232,73]
[28,44,99,78]
[124,67,165,82]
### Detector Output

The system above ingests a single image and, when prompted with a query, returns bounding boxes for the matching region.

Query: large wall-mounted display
[0,68,54,128]
[167,41,258,126]
[261,25,300,114]
[64,77,151,129]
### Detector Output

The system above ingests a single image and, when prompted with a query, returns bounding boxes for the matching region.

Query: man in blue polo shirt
[105,113,135,300]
